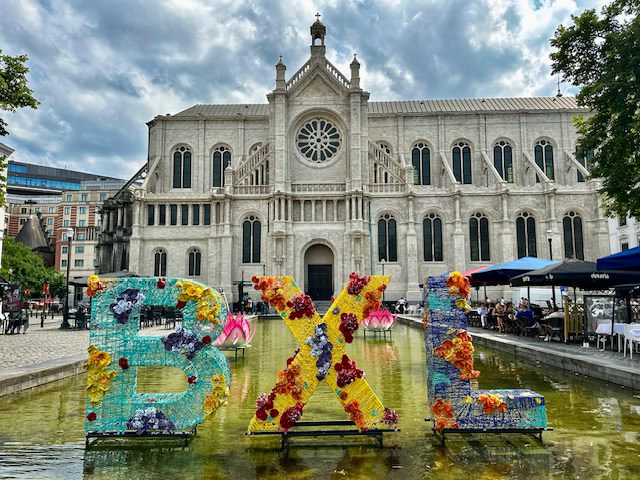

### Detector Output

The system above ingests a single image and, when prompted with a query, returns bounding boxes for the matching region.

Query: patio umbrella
[597,246,640,272]
[461,265,492,299]
[471,257,557,286]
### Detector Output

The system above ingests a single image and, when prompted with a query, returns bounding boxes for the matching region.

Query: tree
[550,0,640,218]
[0,49,39,206]
[0,238,65,299]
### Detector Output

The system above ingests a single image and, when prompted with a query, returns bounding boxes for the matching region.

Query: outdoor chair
[596,319,613,350]
[547,316,564,341]
[520,317,541,338]
[623,323,640,359]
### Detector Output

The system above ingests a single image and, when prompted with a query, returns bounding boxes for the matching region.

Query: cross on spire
[315,12,321,22]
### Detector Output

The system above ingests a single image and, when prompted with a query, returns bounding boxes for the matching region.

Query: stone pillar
[405,195,421,301]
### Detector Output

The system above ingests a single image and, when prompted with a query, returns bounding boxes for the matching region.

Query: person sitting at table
[491,303,507,333]
[542,307,563,341]
[504,302,516,333]
[515,304,543,337]
[477,302,490,328]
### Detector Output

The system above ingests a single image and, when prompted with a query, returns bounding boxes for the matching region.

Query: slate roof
[15,216,49,250]
[172,97,584,118]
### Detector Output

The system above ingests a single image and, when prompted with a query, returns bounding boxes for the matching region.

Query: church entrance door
[304,244,334,301]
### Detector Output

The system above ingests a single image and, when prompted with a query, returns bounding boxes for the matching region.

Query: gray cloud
[0,0,606,178]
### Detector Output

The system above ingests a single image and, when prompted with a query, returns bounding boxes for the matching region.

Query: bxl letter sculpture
[84,276,230,440]
[425,272,547,443]
[248,274,399,433]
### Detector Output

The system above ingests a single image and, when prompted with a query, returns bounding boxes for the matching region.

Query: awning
[596,246,640,272]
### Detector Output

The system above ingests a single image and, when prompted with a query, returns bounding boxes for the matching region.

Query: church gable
[289,68,347,100]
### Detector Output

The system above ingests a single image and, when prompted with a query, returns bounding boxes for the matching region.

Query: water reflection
[2,321,640,479]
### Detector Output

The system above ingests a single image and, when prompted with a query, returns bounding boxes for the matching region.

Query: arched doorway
[304,244,334,300]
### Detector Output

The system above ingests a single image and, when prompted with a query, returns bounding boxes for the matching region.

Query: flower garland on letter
[433,330,480,380]
[203,374,230,418]
[176,280,221,325]
[86,345,117,406]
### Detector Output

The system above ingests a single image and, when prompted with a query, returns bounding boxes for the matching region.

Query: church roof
[172,96,584,119]
[15,216,49,250]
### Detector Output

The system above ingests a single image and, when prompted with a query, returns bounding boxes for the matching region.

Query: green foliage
[550,0,640,218]
[0,49,39,207]
[0,237,65,298]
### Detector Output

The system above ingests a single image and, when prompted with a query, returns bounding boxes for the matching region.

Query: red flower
[157,278,166,289]
[202,335,211,345]
[176,300,187,309]
[279,403,304,431]
[187,375,197,384]
[286,293,315,320]
[269,408,279,418]
[334,355,364,388]
[86,412,97,421]
[339,312,359,343]
[347,272,370,295]
[118,357,129,370]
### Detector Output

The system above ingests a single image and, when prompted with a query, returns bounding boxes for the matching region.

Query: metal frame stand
[220,345,247,361]
[430,424,553,447]
[85,427,197,448]
[247,420,398,450]
[362,329,393,340]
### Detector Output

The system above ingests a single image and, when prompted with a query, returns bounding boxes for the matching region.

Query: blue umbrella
[596,246,640,272]
[471,257,558,286]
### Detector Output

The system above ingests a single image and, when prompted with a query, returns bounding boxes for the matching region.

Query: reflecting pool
[2,321,640,479]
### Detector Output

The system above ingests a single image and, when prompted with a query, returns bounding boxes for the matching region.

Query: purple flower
[126,407,175,435]
[110,288,145,324]
[162,326,204,360]
[305,323,333,380]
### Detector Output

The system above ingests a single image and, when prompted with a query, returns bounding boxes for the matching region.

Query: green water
[2,321,640,479]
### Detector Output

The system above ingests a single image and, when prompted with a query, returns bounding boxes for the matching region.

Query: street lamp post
[545,229,557,310]
[380,259,386,305]
[60,228,74,329]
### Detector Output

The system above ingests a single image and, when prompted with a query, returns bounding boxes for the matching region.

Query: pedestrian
[396,297,407,314]
[246,297,253,315]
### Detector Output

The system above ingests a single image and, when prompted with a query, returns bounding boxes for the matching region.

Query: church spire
[310,13,326,58]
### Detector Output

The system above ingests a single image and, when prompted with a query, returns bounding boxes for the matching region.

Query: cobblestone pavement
[0,315,89,368]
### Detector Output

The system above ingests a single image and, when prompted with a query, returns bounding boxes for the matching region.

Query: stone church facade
[126,19,609,303]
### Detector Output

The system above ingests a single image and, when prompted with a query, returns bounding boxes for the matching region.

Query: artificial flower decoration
[334,354,364,388]
[86,274,107,298]
[446,271,471,299]
[347,272,370,295]
[175,280,221,325]
[305,323,333,380]
[362,309,397,332]
[477,393,508,415]
[431,398,459,431]
[339,313,359,343]
[118,357,129,370]
[279,403,304,431]
[287,293,315,320]
[344,400,367,430]
[213,312,255,348]
[156,278,166,289]
[382,407,399,426]
[274,363,304,400]
[252,275,287,311]
[86,412,97,422]
[362,285,386,319]
[126,408,175,435]
[86,345,117,406]
[161,326,205,360]
[110,288,145,324]
[255,392,277,421]
[187,375,197,385]
[203,374,229,418]
[433,330,480,380]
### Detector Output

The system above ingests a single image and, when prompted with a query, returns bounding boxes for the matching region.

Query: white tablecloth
[595,323,625,335]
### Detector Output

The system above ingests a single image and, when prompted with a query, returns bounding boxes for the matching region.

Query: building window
[534,140,555,181]
[19,218,26,226]
[66,194,73,202]
[147,205,155,226]
[563,211,584,260]
[47,218,53,225]
[100,193,108,201]
[181,204,189,226]
[170,204,177,225]
[62,246,68,254]
[77,232,86,240]
[62,233,68,241]
[469,212,490,261]
[423,213,443,261]
[242,216,261,263]
[452,142,472,184]
[78,219,86,227]
[61,259,67,267]
[81,193,88,202]
[79,207,87,214]
[74,259,84,267]
[75,245,84,254]
[516,212,537,258]
[154,249,167,276]
[48,207,56,213]
[377,213,397,262]
[493,141,513,182]
[173,146,192,189]
[192,205,200,226]
[20,207,27,214]
[619,217,627,227]
[188,248,202,276]
[63,220,69,227]
[575,146,593,182]
[159,205,166,225]
[64,206,71,215]
[34,207,40,213]
[212,145,231,188]
[204,204,211,225]
[621,242,629,251]
[412,143,431,185]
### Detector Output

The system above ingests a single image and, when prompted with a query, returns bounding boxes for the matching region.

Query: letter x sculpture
[248,274,399,432]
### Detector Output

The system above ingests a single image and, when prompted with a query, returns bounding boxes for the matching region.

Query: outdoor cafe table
[595,322,625,351]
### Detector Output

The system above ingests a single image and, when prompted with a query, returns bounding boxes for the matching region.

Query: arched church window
[412,142,431,185]
[296,118,341,163]
[575,145,593,183]
[153,249,167,276]
[493,140,513,182]
[452,142,472,184]
[249,142,262,156]
[469,213,490,261]
[534,140,555,182]
[173,146,192,189]
[423,213,442,261]
[516,212,537,258]
[187,247,201,277]
[563,211,584,260]
[212,145,232,188]
[377,213,397,262]
[242,216,261,263]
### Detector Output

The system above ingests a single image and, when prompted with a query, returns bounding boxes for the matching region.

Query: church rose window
[296,118,341,163]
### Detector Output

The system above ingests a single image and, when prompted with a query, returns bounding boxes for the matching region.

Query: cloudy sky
[0,0,606,179]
